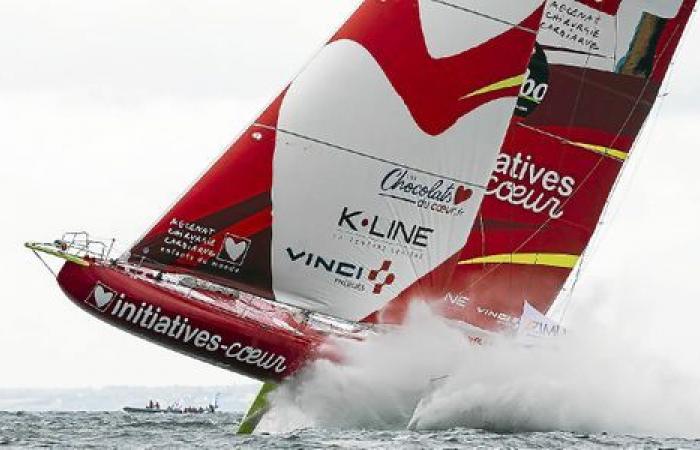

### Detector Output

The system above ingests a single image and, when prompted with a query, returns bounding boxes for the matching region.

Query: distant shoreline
[0,385,259,413]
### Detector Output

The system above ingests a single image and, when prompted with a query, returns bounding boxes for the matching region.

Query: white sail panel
[269,0,543,320]
[419,0,543,58]
[271,41,520,319]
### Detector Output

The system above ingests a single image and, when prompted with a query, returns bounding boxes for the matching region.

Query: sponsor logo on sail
[523,320,566,337]
[337,207,434,248]
[379,168,471,217]
[334,206,434,259]
[477,306,520,327]
[368,260,395,294]
[161,218,217,259]
[487,152,576,219]
[445,292,469,308]
[216,234,251,267]
[516,44,549,117]
[159,219,245,274]
[286,247,395,295]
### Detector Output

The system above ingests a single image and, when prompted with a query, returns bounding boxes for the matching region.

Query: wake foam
[259,303,700,438]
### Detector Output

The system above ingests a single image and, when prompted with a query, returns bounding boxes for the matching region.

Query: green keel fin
[237,382,277,435]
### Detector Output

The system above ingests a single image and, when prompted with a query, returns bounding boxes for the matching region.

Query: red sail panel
[367,0,696,329]
[127,1,546,310]
[127,98,281,299]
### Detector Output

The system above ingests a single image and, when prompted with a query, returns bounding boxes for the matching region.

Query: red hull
[57,262,333,382]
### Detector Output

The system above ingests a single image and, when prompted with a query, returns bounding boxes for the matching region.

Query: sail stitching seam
[429,0,539,34]
[255,123,488,190]
[551,64,655,104]
[538,44,613,61]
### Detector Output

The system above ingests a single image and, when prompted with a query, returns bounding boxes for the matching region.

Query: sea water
[1,411,699,448]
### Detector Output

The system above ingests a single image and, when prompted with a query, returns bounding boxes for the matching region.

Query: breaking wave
[260,302,700,438]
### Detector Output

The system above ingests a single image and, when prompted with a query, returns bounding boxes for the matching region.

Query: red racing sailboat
[27,0,695,433]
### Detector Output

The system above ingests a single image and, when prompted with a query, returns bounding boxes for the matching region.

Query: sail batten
[257,124,490,190]
[428,0,542,32]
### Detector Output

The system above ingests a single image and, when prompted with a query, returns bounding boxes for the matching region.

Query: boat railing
[26,231,115,262]
[25,231,117,277]
[58,231,116,261]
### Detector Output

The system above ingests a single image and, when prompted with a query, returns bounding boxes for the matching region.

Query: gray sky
[1,1,699,388]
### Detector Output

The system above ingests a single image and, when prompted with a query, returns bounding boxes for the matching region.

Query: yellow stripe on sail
[459,253,580,269]
[570,142,628,162]
[461,75,525,100]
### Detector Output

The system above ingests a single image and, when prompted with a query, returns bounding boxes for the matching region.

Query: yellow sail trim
[461,75,525,100]
[570,142,628,161]
[459,253,580,269]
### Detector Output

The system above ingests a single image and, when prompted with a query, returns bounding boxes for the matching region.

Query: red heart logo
[454,185,473,205]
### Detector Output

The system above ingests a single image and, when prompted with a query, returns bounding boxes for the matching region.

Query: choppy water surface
[1,412,699,449]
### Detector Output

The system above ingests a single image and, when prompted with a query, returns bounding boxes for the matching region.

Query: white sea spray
[260,300,700,438]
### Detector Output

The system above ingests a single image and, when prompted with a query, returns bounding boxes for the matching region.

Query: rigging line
[600,8,698,231]
[429,0,540,34]
[607,17,688,149]
[479,213,486,264]
[464,17,690,293]
[614,13,620,71]
[565,15,692,292]
[558,248,587,324]
[463,154,604,291]
[32,250,57,279]
[538,44,612,60]
[256,123,488,190]
[559,8,695,264]
[549,47,618,320]
[470,131,634,289]
[516,123,627,162]
[560,14,696,322]
[521,8,690,160]
[551,51,597,316]
[550,64,655,106]
[523,48,594,308]
[580,100,662,265]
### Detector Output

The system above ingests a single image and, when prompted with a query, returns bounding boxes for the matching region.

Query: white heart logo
[223,236,249,264]
[94,285,115,309]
